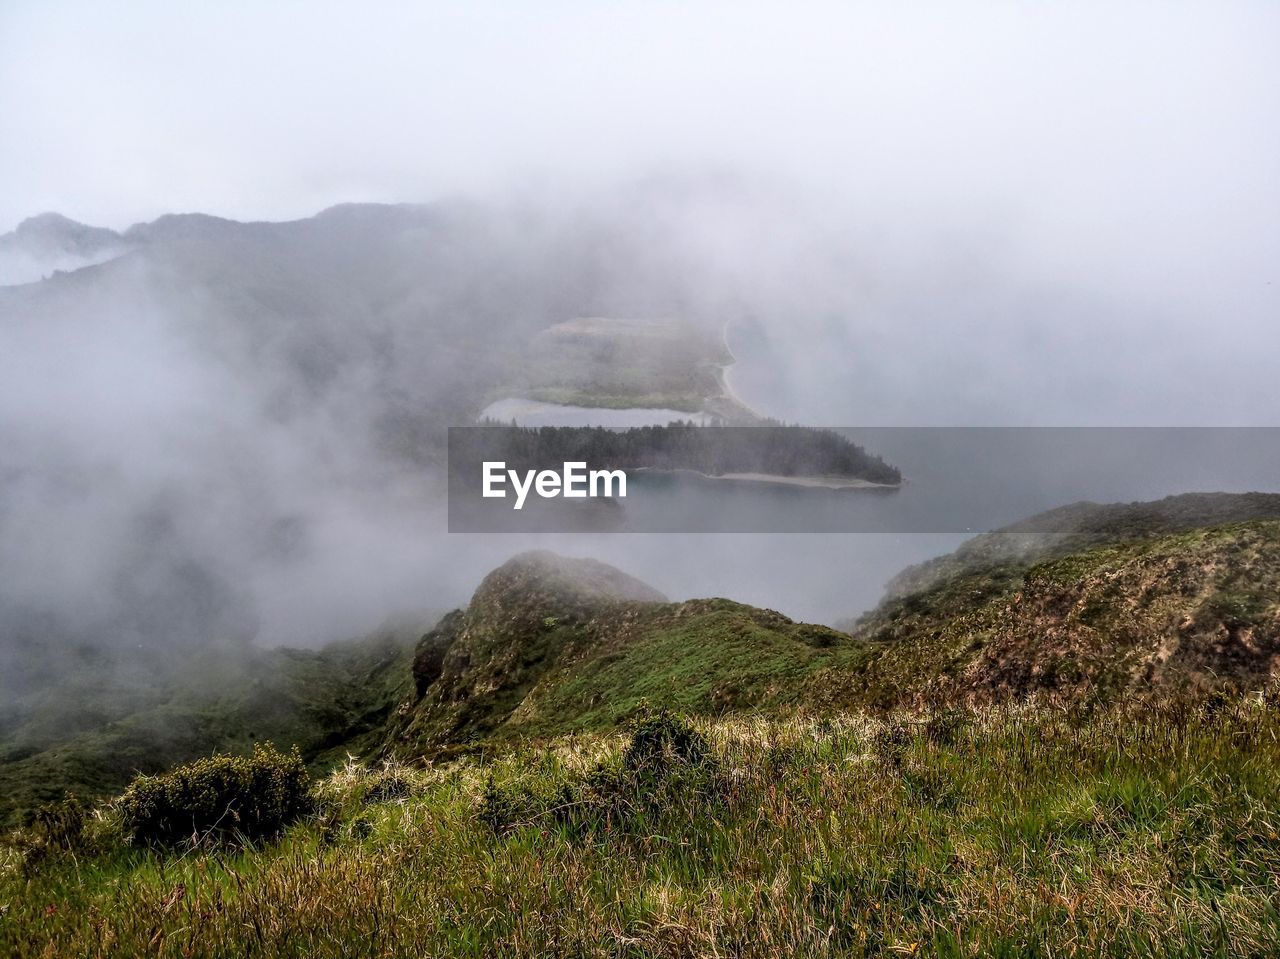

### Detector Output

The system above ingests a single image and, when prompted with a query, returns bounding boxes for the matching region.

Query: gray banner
[447,426,1280,533]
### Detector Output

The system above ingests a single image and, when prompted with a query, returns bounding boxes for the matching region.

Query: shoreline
[702,317,765,424]
[633,466,902,491]
[476,396,715,427]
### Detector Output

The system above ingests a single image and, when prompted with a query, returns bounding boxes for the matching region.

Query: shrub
[871,721,914,768]
[363,765,418,805]
[25,793,88,852]
[591,710,724,822]
[923,707,968,747]
[481,711,723,837]
[620,709,712,776]
[117,743,310,847]
[9,793,92,874]
[480,774,578,835]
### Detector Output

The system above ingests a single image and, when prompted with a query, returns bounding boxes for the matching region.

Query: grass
[396,597,861,753]
[5,699,1280,957]
[5,517,1279,954]
[521,602,857,732]
[848,521,1280,708]
[504,317,731,414]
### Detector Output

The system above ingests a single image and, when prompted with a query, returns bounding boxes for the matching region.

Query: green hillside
[0,628,420,826]
[844,517,1280,710]
[8,495,1280,827]
[879,491,1280,600]
[6,495,1280,957]
[6,702,1279,957]
[386,551,854,756]
[389,510,1280,763]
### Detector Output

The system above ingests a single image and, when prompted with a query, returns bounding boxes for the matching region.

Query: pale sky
[2,0,1277,248]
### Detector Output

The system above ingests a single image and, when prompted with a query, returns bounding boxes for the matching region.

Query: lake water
[462,325,1280,625]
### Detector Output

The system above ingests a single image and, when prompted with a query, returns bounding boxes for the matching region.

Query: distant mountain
[0,197,742,702]
[0,212,128,285]
[0,198,737,473]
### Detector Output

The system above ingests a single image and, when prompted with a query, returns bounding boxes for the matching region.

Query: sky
[0,1,1278,651]
[3,2,1277,376]
[1,2,1277,245]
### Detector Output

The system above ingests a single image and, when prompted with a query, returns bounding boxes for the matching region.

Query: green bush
[871,721,914,767]
[481,711,724,837]
[25,793,88,851]
[923,707,969,747]
[362,766,417,805]
[7,793,92,874]
[619,708,712,776]
[116,743,310,847]
[480,773,578,835]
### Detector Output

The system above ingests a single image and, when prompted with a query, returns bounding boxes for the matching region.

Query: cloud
[0,1,1276,679]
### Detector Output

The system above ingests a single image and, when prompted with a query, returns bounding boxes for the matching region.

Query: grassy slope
[5,703,1279,957]
[6,514,1280,955]
[393,521,1280,764]
[393,598,857,752]
[845,520,1280,709]
[8,515,1276,825]
[504,318,731,413]
[0,631,418,826]
[387,550,857,755]
[879,491,1280,601]
[511,600,860,735]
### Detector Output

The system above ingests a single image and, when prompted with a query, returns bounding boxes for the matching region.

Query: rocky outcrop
[390,552,668,751]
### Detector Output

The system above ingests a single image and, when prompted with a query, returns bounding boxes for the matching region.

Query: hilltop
[0,213,128,285]
[847,520,1280,708]
[831,492,1280,708]
[388,550,848,754]
[881,491,1280,599]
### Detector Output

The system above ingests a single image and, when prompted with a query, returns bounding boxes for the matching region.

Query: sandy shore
[715,472,899,490]
[477,397,715,427]
[634,467,900,491]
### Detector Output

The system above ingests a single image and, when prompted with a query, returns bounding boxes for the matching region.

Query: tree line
[466,421,902,484]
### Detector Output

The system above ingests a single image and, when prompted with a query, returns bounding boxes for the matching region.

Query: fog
[1,2,1278,694]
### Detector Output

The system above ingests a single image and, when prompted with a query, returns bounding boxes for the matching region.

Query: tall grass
[4,698,1279,957]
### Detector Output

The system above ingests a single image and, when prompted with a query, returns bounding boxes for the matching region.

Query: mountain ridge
[390,493,1280,759]
[3,492,1279,823]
